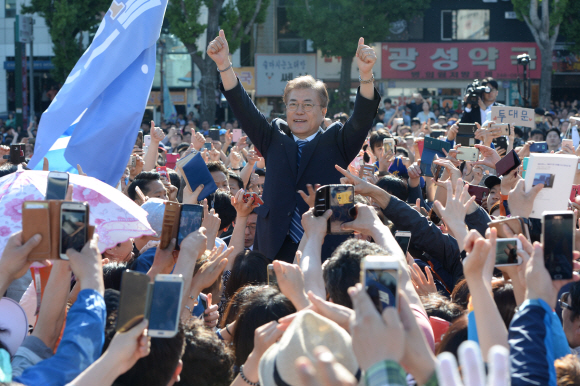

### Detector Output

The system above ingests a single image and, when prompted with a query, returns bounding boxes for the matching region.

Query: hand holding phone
[148,274,184,337]
[267,264,277,286]
[60,202,88,259]
[361,256,400,312]
[46,171,69,200]
[542,211,574,280]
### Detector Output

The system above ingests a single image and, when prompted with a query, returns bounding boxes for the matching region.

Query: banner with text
[381,42,541,80]
[491,106,535,128]
[255,54,317,97]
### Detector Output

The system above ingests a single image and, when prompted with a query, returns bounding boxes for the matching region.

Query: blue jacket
[509,299,571,386]
[14,289,106,386]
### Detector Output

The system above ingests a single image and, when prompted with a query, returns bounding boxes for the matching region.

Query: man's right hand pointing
[207,29,230,70]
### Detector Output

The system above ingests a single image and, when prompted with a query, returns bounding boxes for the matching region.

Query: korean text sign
[255,54,317,96]
[381,42,541,80]
[491,106,535,128]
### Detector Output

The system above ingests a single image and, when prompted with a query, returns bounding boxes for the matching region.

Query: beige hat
[258,310,360,386]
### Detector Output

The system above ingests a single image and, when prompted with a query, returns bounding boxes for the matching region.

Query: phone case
[457,147,479,162]
[495,149,521,176]
[571,185,580,201]
[467,185,490,205]
[22,201,93,260]
[457,124,477,147]
[420,137,451,177]
[314,185,354,234]
[160,201,182,249]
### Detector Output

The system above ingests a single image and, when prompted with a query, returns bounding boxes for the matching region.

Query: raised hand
[203,293,219,328]
[150,121,165,143]
[207,30,230,69]
[355,37,376,77]
[298,184,321,209]
[192,132,205,151]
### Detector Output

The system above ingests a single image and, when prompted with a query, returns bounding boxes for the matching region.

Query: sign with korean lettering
[255,54,317,97]
[381,42,541,80]
[233,67,255,91]
[491,106,535,128]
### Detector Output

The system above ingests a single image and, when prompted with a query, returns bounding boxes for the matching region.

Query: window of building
[441,10,490,41]
[5,0,16,18]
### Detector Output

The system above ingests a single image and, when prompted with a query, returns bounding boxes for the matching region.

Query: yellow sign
[336,191,353,205]
[233,67,255,91]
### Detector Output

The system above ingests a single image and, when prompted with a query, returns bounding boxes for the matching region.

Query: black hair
[177,319,234,386]
[104,289,120,331]
[482,77,499,90]
[254,169,266,177]
[207,190,236,230]
[224,250,269,302]
[207,161,229,179]
[323,239,387,308]
[168,170,180,191]
[569,282,580,322]
[492,279,517,328]
[436,315,468,358]
[369,129,391,151]
[232,287,296,367]
[127,171,161,201]
[221,285,262,328]
[0,162,29,178]
[546,128,562,140]
[395,147,409,157]
[110,325,186,386]
[376,175,409,202]
[421,293,465,323]
[228,173,244,190]
[102,262,128,291]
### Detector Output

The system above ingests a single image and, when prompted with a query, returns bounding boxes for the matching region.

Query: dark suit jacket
[221,81,381,260]
[461,102,504,124]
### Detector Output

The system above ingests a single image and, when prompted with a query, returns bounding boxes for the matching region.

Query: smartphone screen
[495,238,520,266]
[116,270,150,332]
[177,205,203,246]
[203,143,212,150]
[148,278,183,336]
[544,213,574,280]
[530,142,548,153]
[267,264,277,286]
[365,268,398,312]
[394,233,411,255]
[135,132,144,149]
[60,207,87,254]
[46,172,69,200]
[328,185,354,234]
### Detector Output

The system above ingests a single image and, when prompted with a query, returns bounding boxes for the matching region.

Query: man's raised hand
[355,37,376,76]
[207,30,230,69]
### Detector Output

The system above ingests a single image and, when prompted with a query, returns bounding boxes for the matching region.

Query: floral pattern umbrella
[0,170,155,254]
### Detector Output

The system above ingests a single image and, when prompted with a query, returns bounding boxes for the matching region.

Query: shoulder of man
[494,102,505,107]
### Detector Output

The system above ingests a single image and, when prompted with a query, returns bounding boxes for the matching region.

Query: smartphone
[203,143,212,150]
[116,270,151,332]
[177,204,203,247]
[46,171,69,200]
[60,202,88,259]
[467,184,489,206]
[430,130,445,139]
[165,153,180,170]
[208,129,221,141]
[563,139,574,151]
[232,129,242,143]
[7,143,25,163]
[144,134,151,148]
[457,123,477,147]
[361,256,400,312]
[156,166,168,180]
[457,147,479,162]
[542,211,575,280]
[491,123,511,136]
[495,238,522,266]
[493,137,508,153]
[130,155,137,168]
[135,132,144,149]
[394,118,404,125]
[394,231,411,255]
[135,186,147,203]
[148,274,184,338]
[243,192,264,206]
[432,164,444,182]
[314,185,355,235]
[571,185,580,201]
[267,264,277,286]
[383,138,395,154]
[488,216,531,241]
[530,142,548,153]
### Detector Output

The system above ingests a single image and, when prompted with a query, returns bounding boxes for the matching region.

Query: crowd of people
[1,30,580,386]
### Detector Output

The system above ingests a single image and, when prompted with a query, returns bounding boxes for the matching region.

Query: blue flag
[29,0,168,185]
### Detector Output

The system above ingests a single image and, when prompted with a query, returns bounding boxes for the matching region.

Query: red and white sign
[381,42,541,80]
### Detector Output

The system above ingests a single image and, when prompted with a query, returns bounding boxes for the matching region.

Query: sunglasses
[559,292,573,311]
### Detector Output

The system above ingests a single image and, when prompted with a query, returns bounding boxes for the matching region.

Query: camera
[517,53,530,65]
[465,79,490,106]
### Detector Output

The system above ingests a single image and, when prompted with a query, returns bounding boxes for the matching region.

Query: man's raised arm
[207,30,237,91]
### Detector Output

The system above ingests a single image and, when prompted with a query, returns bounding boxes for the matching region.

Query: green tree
[22,0,110,83]
[560,0,580,53]
[511,0,567,108]
[286,0,430,111]
[166,0,269,124]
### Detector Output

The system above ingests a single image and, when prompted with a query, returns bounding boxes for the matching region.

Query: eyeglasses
[286,102,319,112]
[559,292,574,311]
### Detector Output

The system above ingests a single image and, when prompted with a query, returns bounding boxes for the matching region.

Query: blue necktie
[288,139,308,243]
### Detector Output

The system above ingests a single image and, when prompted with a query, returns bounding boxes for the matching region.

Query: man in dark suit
[207,30,380,262]
[461,77,503,125]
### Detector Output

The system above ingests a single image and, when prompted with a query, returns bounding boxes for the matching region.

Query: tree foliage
[22,0,110,83]
[560,0,580,53]
[166,0,269,123]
